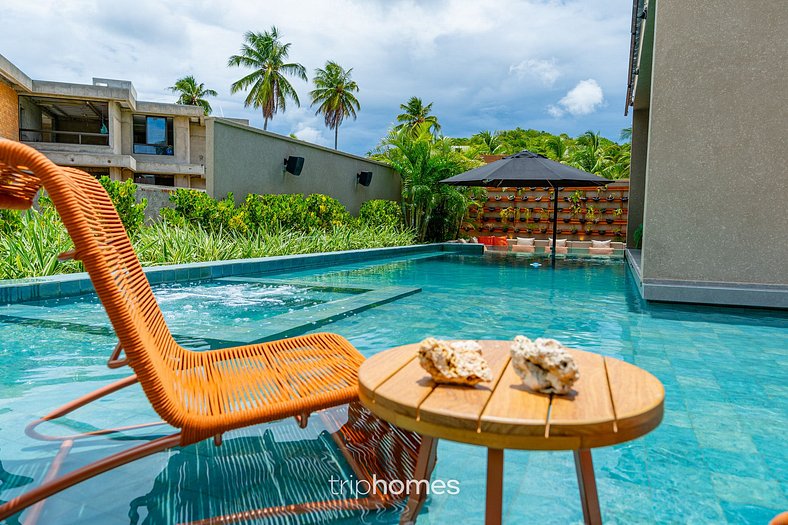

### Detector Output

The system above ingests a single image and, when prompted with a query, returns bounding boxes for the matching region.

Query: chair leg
[399,435,438,525]
[0,433,182,522]
[485,448,504,525]
[574,449,602,525]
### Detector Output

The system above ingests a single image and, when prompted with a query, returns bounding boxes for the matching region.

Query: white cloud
[0,0,631,152]
[292,125,329,146]
[509,58,560,86]
[547,79,605,118]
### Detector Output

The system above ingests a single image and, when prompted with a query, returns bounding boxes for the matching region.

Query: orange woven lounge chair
[0,140,427,523]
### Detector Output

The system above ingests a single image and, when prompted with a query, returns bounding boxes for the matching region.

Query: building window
[133,115,174,155]
[18,96,109,146]
[134,173,175,187]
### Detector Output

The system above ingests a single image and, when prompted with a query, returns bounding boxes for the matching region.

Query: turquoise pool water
[0,253,786,524]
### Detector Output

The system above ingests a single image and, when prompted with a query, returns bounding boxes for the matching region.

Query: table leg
[400,435,438,525]
[486,448,504,525]
[574,449,602,525]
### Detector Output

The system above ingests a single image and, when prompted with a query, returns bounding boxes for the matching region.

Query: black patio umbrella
[440,150,609,267]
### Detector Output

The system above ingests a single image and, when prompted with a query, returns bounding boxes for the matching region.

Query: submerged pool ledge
[0,242,482,305]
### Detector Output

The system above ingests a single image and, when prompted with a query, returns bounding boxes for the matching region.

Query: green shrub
[0,207,80,279]
[0,209,23,235]
[359,200,403,228]
[237,193,351,232]
[98,177,147,234]
[304,194,352,229]
[161,189,247,232]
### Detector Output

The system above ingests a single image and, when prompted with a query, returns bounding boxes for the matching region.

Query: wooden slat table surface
[358,340,664,451]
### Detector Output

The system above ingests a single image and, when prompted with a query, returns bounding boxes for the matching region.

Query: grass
[0,208,417,280]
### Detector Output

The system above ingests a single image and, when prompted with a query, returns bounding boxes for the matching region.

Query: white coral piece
[418,338,493,386]
[510,336,579,395]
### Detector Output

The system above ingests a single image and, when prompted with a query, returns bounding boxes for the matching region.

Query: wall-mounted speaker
[357,171,373,186]
[284,156,304,175]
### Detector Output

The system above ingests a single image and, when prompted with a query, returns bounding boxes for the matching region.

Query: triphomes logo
[329,475,460,497]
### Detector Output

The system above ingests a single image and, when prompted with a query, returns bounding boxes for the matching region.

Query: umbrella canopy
[440,150,610,268]
[440,150,608,188]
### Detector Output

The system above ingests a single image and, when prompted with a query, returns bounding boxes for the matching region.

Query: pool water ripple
[0,253,786,524]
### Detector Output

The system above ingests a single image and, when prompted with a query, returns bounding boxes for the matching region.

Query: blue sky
[2,0,633,156]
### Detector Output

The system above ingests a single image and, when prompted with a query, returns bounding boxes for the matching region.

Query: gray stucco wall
[135,184,175,222]
[206,118,401,215]
[627,108,648,246]
[641,0,788,286]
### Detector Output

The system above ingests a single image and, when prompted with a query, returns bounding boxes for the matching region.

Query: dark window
[132,115,174,155]
[134,173,174,187]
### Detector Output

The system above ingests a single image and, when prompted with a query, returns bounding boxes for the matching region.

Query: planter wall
[462,180,629,242]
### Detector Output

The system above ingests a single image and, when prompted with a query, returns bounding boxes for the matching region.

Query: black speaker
[357,171,373,186]
[284,156,304,175]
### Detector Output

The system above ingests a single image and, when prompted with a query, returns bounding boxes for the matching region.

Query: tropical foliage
[0,191,413,279]
[228,27,307,130]
[309,61,360,149]
[394,97,441,136]
[358,200,402,229]
[456,128,631,180]
[371,124,483,242]
[168,75,218,115]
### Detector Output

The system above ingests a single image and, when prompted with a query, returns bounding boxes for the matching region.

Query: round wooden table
[358,340,664,525]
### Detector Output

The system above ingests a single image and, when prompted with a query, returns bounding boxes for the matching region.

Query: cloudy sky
[2,0,633,155]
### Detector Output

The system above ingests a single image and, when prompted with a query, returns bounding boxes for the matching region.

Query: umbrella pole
[551,186,558,268]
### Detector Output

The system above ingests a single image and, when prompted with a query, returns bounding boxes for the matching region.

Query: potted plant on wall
[614,207,623,220]
[586,205,598,225]
[532,208,543,223]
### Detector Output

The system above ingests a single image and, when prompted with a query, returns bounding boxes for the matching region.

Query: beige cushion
[516,237,535,246]
[556,239,567,247]
[512,244,535,253]
[592,240,611,248]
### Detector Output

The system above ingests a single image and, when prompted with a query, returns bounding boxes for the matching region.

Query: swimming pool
[1,252,786,524]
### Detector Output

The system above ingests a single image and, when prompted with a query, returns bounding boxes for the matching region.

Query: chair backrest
[0,140,183,423]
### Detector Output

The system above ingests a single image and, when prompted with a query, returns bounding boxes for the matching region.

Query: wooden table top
[358,340,664,450]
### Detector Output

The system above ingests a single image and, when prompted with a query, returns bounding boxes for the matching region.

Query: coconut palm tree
[309,61,360,150]
[227,27,307,131]
[168,76,218,115]
[394,97,441,136]
[471,130,504,155]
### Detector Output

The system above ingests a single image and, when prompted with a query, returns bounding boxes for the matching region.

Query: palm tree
[620,127,632,142]
[394,97,441,135]
[309,61,360,150]
[371,124,481,241]
[472,130,504,155]
[227,27,307,131]
[168,75,218,115]
[545,135,569,162]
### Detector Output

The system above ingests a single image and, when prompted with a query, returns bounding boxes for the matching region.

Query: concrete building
[1,54,207,189]
[625,0,787,308]
[0,53,400,215]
